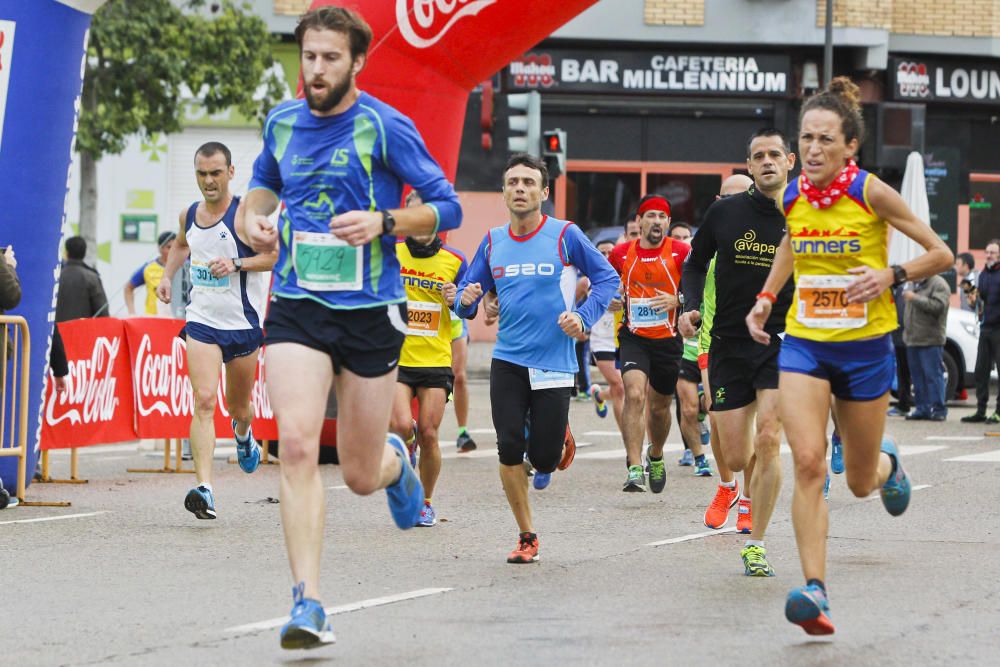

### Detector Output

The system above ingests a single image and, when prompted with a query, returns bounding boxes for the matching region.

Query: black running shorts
[490,358,571,472]
[708,335,781,411]
[264,296,406,378]
[397,365,454,398]
[618,329,682,395]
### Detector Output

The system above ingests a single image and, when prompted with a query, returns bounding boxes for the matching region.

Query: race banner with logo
[890,56,1000,105]
[40,319,137,450]
[0,0,107,485]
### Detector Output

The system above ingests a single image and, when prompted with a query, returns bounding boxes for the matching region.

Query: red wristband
[756,291,777,304]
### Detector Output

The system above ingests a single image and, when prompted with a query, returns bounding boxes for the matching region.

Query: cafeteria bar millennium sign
[506,50,791,97]
[891,57,1000,105]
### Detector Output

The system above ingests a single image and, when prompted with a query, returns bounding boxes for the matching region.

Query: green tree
[77,0,285,261]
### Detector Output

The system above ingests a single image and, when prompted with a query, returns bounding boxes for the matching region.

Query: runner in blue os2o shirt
[454,216,619,373]
[248,94,461,309]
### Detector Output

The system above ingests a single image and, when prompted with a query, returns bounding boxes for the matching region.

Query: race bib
[796,275,867,329]
[629,297,668,329]
[292,231,362,291]
[190,262,230,293]
[406,300,442,337]
[528,368,575,391]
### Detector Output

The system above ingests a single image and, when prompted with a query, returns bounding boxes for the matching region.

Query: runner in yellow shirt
[390,192,468,527]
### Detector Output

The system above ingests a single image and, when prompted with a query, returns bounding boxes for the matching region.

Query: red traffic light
[546,133,561,152]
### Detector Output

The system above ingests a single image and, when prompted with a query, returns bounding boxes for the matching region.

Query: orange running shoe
[557,424,576,470]
[736,498,752,534]
[506,532,539,563]
[704,482,739,529]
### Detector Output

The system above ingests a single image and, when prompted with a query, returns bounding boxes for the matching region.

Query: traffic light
[542,128,566,178]
[506,91,541,156]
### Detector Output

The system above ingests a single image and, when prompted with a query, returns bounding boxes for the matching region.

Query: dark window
[564,171,641,232]
[645,173,722,228]
[969,181,1000,249]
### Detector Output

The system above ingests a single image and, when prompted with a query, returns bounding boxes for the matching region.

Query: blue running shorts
[778,333,895,401]
[184,322,262,364]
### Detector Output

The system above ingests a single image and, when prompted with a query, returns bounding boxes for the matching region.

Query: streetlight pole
[824,0,833,85]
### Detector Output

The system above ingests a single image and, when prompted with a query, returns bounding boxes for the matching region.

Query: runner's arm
[747,232,793,344]
[868,177,954,283]
[385,114,462,235]
[563,225,617,330]
[233,199,278,272]
[158,211,191,301]
[454,234,495,319]
[681,205,719,313]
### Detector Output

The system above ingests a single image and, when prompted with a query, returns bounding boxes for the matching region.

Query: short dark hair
[596,239,615,249]
[669,221,692,234]
[295,6,373,60]
[65,235,87,260]
[195,141,231,167]
[504,153,548,190]
[746,128,791,157]
[957,252,975,271]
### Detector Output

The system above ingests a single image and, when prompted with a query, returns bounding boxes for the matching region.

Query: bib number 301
[292,231,362,292]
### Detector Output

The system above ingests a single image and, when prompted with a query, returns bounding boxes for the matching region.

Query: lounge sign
[891,57,1000,105]
[506,49,791,97]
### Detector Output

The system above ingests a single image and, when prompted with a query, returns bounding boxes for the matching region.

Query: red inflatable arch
[309,0,600,180]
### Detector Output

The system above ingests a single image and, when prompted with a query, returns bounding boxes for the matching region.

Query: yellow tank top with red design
[781,170,897,342]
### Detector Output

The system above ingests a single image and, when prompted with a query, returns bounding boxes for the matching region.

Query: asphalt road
[4,380,999,666]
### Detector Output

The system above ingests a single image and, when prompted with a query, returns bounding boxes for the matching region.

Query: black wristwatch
[381,210,397,236]
[232,257,243,271]
[891,264,908,287]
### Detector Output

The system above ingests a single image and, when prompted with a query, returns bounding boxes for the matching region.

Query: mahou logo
[510,54,557,88]
[45,336,121,426]
[396,0,497,49]
[134,335,194,418]
[897,61,930,98]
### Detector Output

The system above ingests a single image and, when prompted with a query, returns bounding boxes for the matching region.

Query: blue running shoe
[280,583,336,650]
[830,432,844,475]
[678,449,695,466]
[880,438,911,516]
[533,471,552,490]
[699,420,710,446]
[417,502,437,527]
[694,457,713,477]
[785,584,835,635]
[184,485,216,520]
[386,434,424,530]
[233,419,261,474]
[590,384,608,419]
[823,470,831,501]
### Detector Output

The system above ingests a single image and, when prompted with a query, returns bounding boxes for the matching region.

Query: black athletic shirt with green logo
[681,185,793,339]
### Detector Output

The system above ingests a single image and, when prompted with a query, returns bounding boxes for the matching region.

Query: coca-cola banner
[124,318,278,440]
[314,0,601,179]
[41,319,137,450]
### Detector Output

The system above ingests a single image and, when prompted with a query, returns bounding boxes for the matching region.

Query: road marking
[926,436,982,441]
[468,428,496,435]
[648,527,737,547]
[327,485,348,490]
[0,511,108,526]
[583,430,623,437]
[223,587,453,635]
[863,484,932,502]
[944,450,1000,462]
[898,445,948,456]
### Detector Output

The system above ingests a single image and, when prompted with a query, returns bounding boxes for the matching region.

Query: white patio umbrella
[887,151,932,266]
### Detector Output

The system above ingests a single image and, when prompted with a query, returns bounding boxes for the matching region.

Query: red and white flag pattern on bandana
[800,159,860,210]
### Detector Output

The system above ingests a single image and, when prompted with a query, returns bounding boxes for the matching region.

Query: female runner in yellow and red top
[746,77,952,636]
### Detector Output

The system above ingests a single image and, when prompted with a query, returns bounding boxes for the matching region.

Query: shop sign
[891,57,1000,105]
[506,49,791,97]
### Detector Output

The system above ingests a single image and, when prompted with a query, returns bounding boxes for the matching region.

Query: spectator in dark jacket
[0,245,21,361]
[963,239,1000,423]
[902,274,950,421]
[888,284,914,417]
[956,252,977,313]
[56,236,108,321]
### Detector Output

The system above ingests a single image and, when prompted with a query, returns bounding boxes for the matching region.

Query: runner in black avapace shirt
[678,128,794,580]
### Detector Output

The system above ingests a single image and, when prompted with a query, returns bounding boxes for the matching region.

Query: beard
[304,71,353,113]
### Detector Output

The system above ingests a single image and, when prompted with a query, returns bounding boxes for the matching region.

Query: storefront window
[645,173,723,229]
[969,180,1000,249]
[565,171,641,233]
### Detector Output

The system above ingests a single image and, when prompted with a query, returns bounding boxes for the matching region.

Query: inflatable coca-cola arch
[311,0,601,180]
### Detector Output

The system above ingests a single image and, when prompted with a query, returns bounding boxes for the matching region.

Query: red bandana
[638,196,670,217]
[800,159,860,210]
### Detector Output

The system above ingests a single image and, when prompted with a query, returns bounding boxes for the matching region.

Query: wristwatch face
[234,258,242,270]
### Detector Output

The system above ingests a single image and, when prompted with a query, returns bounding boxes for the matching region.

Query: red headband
[638,196,670,217]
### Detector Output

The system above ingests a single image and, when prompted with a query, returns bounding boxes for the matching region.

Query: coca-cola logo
[134,334,194,418]
[396,0,497,49]
[897,61,930,98]
[510,54,556,88]
[45,336,121,426]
